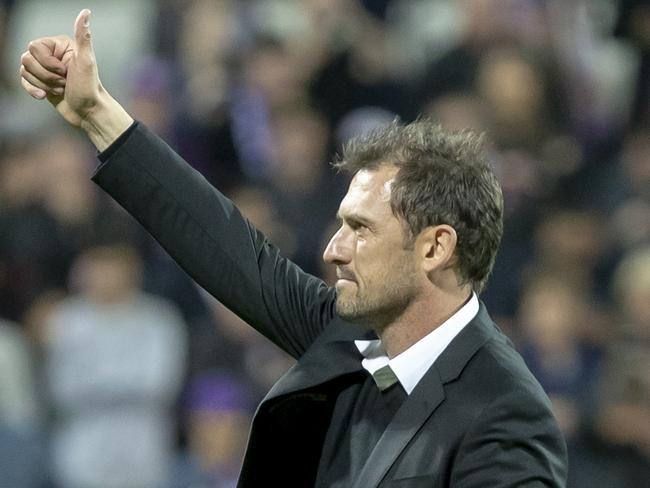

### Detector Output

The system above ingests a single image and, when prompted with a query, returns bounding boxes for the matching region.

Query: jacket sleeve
[450,387,568,487]
[91,123,337,359]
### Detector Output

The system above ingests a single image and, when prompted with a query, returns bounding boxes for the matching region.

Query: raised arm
[20,10,336,357]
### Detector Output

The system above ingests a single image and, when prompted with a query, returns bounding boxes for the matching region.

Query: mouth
[336,270,356,283]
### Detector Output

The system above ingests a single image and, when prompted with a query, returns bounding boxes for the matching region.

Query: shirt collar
[355,293,479,394]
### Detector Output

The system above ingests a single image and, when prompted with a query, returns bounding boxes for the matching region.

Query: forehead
[338,165,399,218]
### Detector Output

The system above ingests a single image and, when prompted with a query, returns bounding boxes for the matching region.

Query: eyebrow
[336,212,375,229]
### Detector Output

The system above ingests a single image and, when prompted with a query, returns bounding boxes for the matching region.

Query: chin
[335,298,357,319]
[335,299,370,325]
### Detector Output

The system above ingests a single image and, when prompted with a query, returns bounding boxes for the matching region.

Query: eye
[348,220,363,231]
[353,222,369,236]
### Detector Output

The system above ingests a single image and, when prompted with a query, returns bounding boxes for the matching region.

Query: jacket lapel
[262,318,371,402]
[354,304,496,488]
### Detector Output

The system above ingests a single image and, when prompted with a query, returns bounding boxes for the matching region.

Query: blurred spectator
[0,318,45,488]
[599,247,650,450]
[569,247,650,486]
[228,36,298,181]
[44,244,187,488]
[165,372,254,488]
[166,0,244,192]
[516,273,603,441]
[36,130,142,254]
[176,0,240,123]
[532,209,606,291]
[475,47,562,152]
[266,106,344,273]
[0,129,140,321]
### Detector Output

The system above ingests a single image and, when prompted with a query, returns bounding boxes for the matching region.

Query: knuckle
[22,55,35,69]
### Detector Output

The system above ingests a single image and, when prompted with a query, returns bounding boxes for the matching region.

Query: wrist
[80,89,134,152]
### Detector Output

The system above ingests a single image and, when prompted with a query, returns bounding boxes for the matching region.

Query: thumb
[73,9,93,52]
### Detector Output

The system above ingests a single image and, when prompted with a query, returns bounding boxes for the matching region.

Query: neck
[379,286,473,358]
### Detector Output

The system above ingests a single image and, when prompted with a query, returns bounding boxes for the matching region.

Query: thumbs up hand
[21,9,101,126]
[20,9,133,150]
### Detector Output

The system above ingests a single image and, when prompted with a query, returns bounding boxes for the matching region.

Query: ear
[417,224,458,273]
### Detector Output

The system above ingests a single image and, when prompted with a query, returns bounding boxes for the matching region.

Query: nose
[323,226,352,265]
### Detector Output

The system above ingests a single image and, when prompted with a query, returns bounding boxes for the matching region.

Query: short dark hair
[334,119,503,293]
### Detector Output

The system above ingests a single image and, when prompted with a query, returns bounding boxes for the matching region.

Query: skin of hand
[19,9,133,151]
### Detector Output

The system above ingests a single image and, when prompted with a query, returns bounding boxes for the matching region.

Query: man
[20,10,568,487]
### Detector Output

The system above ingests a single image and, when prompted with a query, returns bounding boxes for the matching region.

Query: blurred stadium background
[0,0,649,486]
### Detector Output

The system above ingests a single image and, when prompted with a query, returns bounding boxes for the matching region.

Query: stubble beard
[335,269,418,333]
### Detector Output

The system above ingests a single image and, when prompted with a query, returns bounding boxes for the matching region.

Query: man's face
[323,165,419,328]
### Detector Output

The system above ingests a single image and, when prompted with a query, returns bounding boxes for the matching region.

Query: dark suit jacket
[92,123,568,487]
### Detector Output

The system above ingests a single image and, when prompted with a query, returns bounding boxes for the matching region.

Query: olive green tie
[372,364,399,391]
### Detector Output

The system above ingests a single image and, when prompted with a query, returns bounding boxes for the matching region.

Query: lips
[336,268,356,282]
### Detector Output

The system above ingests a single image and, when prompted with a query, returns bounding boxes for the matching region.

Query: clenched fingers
[20,51,66,87]
[19,65,64,96]
[27,37,70,75]
[20,76,47,100]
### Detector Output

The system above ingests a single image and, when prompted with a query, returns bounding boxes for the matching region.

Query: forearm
[80,89,134,152]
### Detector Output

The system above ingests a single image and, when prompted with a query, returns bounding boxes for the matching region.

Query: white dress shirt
[355,293,479,394]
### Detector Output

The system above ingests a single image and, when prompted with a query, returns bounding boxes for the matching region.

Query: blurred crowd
[0,0,649,486]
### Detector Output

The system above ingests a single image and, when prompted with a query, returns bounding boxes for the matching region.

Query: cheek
[355,243,386,283]
[353,239,369,270]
